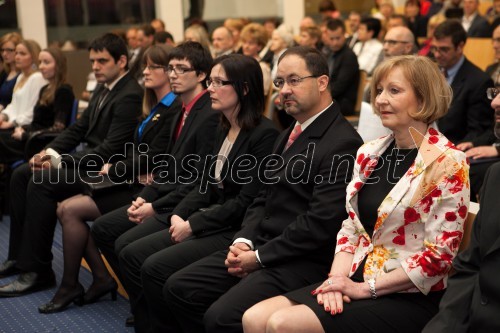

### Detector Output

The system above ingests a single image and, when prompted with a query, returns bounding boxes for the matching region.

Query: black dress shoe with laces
[0,270,56,297]
[38,283,85,314]
[0,260,20,278]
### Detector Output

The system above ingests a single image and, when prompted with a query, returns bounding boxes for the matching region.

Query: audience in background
[240,23,271,95]
[0,40,47,130]
[324,18,359,116]
[212,26,235,58]
[299,25,322,49]
[432,20,493,145]
[405,0,429,37]
[150,18,166,33]
[319,0,341,20]
[462,0,491,37]
[0,32,22,112]
[346,11,361,48]
[418,13,446,57]
[0,47,74,163]
[353,17,383,75]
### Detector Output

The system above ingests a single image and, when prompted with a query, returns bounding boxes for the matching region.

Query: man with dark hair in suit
[324,18,359,116]
[161,46,363,333]
[462,0,491,37]
[432,20,493,145]
[423,86,500,333]
[0,33,143,296]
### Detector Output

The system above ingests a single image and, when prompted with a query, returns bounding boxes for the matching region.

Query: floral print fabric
[336,125,470,294]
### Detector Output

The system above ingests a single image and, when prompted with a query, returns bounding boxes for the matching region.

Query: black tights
[51,194,112,302]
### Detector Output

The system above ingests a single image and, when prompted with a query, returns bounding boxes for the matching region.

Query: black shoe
[125,315,135,327]
[38,283,85,314]
[0,270,56,297]
[0,260,20,278]
[83,278,118,304]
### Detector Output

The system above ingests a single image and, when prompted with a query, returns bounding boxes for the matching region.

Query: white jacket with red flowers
[336,125,470,295]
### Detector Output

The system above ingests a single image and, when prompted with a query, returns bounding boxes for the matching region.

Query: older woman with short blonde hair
[243,55,469,333]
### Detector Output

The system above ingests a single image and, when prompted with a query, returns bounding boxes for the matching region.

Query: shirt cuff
[232,238,254,250]
[255,250,265,268]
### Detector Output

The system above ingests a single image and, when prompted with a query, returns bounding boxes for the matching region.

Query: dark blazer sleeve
[464,74,494,145]
[176,122,279,235]
[330,47,359,100]
[107,98,182,179]
[151,106,221,213]
[48,76,143,165]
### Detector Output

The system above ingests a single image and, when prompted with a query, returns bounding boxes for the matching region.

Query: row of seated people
[0,34,75,165]
[0,28,496,333]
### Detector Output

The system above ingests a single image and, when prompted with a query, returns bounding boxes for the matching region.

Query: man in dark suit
[432,20,493,145]
[161,46,363,333]
[423,88,500,333]
[324,19,359,116]
[462,0,491,37]
[90,41,219,288]
[0,33,143,296]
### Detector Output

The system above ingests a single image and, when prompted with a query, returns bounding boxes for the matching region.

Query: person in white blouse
[352,17,384,75]
[0,39,47,129]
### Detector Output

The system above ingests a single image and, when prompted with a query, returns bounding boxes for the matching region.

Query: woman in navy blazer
[116,54,279,332]
[38,45,181,313]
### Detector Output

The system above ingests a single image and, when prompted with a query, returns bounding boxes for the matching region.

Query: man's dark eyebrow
[90,57,110,62]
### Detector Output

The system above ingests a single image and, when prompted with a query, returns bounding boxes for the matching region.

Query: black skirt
[285,282,444,333]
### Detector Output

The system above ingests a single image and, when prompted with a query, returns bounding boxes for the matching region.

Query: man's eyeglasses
[143,64,166,71]
[383,39,411,46]
[206,78,233,88]
[0,48,15,53]
[166,66,196,75]
[273,75,317,89]
[430,46,452,54]
[487,87,499,100]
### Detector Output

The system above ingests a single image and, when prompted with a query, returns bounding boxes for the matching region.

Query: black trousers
[9,163,87,273]
[163,251,329,333]
[118,218,235,333]
[90,204,138,281]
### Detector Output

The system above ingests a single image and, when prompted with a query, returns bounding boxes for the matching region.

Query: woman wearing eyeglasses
[243,55,469,333]
[0,32,22,112]
[116,54,278,332]
[37,44,182,314]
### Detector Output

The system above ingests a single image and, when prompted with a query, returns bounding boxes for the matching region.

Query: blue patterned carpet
[0,217,134,333]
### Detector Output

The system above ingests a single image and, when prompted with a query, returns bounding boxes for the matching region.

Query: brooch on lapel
[152,114,161,122]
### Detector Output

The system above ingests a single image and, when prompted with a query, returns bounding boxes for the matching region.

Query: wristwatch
[367,278,377,299]
[493,142,500,155]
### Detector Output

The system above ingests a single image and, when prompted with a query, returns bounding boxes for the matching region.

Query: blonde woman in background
[240,23,271,95]
[0,39,47,130]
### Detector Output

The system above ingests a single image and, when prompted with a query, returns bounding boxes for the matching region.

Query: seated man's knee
[203,299,233,332]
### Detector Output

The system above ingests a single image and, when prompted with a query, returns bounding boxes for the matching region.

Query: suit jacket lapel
[268,103,338,177]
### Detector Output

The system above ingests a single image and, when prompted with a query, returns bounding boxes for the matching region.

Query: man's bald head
[383,26,415,58]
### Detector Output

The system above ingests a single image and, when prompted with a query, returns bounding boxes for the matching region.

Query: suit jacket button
[481,296,488,305]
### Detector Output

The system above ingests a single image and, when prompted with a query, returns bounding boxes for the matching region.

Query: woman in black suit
[38,44,181,313]
[116,54,279,332]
